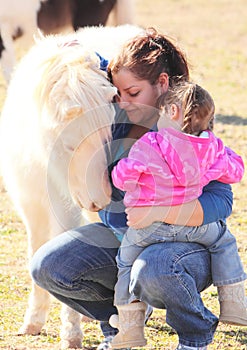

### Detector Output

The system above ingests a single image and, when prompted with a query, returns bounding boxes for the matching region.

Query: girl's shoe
[218,282,247,326]
[97,335,130,350]
[109,302,147,349]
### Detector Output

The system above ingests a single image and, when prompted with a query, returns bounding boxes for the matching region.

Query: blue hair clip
[95,52,109,72]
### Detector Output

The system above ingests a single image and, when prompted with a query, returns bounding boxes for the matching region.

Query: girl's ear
[157,73,169,93]
[170,103,180,120]
[158,104,181,130]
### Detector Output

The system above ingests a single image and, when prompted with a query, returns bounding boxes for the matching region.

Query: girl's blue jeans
[31,222,218,348]
[115,220,246,305]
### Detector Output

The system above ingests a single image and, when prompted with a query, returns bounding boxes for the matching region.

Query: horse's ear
[42,104,84,128]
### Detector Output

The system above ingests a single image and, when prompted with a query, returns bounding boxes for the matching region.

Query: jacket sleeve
[111,158,148,191]
[111,134,154,191]
[203,137,245,185]
[215,145,245,183]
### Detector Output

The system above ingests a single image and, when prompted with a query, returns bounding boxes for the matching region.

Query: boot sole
[219,316,247,326]
[111,339,147,349]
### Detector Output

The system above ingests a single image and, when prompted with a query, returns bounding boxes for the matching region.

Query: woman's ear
[157,73,169,93]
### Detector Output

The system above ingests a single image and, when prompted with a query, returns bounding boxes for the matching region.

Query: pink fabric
[111,127,245,207]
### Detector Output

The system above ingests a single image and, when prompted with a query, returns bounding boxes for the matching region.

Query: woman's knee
[30,228,119,292]
[30,242,56,289]
[130,242,212,296]
[30,232,74,289]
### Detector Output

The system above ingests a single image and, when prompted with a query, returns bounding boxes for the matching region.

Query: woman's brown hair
[108,27,189,86]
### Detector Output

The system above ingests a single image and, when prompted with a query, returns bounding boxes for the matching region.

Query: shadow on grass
[147,322,176,334]
[216,114,247,125]
[220,328,247,346]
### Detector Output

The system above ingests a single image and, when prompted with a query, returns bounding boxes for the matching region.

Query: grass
[0,0,247,349]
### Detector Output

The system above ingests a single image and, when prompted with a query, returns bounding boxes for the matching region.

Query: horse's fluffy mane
[8,33,117,127]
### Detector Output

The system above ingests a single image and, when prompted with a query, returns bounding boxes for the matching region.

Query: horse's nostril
[90,203,101,212]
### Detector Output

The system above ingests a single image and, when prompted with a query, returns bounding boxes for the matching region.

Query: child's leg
[207,221,246,286]
[205,222,247,325]
[184,221,247,325]
[181,221,246,285]
[112,224,161,348]
[114,222,172,304]
[114,227,150,305]
[111,227,148,348]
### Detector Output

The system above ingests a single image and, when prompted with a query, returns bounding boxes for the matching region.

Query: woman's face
[112,69,161,126]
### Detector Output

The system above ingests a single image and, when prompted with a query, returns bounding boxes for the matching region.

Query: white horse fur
[0,0,135,82]
[0,24,143,348]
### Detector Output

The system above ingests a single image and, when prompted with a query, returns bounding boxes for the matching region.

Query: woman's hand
[125,200,203,229]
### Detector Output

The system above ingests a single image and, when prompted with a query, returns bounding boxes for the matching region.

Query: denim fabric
[31,223,120,322]
[130,242,218,347]
[31,222,218,346]
[115,221,246,304]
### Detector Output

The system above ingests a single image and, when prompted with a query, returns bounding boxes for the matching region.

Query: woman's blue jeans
[31,222,218,348]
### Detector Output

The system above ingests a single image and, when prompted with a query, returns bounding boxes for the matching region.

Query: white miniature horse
[0,25,143,348]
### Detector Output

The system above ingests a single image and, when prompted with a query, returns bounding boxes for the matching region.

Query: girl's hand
[125,206,167,229]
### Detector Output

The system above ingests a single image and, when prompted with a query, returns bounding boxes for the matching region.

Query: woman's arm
[126,200,202,228]
[198,180,233,224]
[126,181,233,229]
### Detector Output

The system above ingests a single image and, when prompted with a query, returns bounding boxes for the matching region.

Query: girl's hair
[159,81,215,135]
[108,27,189,86]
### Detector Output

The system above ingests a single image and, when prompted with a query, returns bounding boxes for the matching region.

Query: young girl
[110,81,246,349]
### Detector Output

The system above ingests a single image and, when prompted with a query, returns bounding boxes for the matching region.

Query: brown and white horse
[0,0,135,82]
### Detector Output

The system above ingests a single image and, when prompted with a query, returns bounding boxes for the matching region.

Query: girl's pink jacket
[112,127,245,207]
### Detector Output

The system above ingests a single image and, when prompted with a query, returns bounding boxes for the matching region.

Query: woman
[31,28,234,350]
[109,81,245,349]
